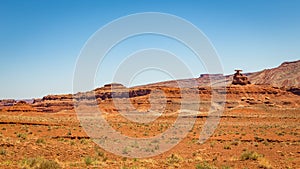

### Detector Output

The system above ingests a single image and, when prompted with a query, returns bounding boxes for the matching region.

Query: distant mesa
[93,83,126,92]
[199,74,225,82]
[103,83,126,89]
[0,99,16,107]
[232,69,251,85]
[199,74,224,78]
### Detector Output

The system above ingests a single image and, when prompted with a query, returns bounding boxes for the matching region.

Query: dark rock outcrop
[287,87,300,96]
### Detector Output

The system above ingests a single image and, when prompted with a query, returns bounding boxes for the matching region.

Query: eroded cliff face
[1,60,299,113]
[33,94,74,112]
[1,83,298,113]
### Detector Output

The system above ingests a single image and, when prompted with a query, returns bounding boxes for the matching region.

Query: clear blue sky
[0,0,299,99]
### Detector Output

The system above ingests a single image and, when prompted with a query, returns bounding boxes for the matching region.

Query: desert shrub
[80,138,88,144]
[69,140,75,145]
[0,148,6,155]
[224,145,231,150]
[254,136,264,142]
[38,160,61,169]
[166,154,182,164]
[263,141,269,146]
[122,146,130,155]
[221,166,232,169]
[231,140,239,146]
[36,138,45,144]
[241,151,261,160]
[102,156,108,162]
[195,161,217,169]
[84,156,93,166]
[97,150,104,157]
[210,141,216,148]
[21,157,61,169]
[275,131,285,136]
[17,133,27,140]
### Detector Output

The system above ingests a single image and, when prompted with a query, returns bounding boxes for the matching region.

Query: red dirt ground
[0,85,299,169]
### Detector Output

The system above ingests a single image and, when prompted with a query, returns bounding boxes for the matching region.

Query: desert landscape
[0,60,299,169]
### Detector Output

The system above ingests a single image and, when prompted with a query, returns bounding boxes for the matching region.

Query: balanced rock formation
[232,70,251,85]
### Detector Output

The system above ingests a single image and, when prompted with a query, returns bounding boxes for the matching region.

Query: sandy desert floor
[0,101,299,169]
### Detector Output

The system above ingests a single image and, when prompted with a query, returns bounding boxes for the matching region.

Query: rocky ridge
[0,60,299,113]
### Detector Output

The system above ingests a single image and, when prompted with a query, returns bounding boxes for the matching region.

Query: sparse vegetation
[70,140,75,145]
[241,151,261,161]
[67,130,72,136]
[166,154,182,164]
[231,140,239,146]
[275,131,285,136]
[17,133,27,140]
[0,149,6,155]
[122,146,130,155]
[95,147,106,159]
[195,161,217,169]
[80,138,89,145]
[224,145,231,150]
[84,156,94,166]
[36,138,45,144]
[221,166,232,169]
[254,136,264,142]
[21,157,61,169]
[263,140,269,146]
